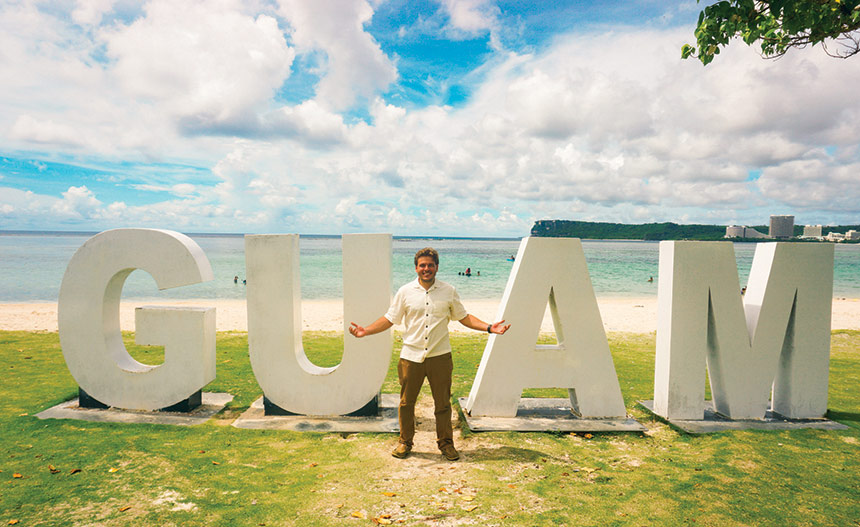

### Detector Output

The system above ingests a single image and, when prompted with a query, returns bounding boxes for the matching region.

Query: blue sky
[1,0,859,236]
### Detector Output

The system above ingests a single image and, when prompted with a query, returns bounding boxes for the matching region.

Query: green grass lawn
[2,330,859,526]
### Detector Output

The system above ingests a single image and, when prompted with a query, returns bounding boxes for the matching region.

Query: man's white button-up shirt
[384,279,468,363]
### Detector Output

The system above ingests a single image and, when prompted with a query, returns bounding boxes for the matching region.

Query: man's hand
[348,317,393,338]
[490,320,511,335]
[459,314,511,334]
[349,322,368,338]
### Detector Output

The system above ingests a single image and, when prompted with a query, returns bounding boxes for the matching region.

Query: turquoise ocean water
[1,233,858,302]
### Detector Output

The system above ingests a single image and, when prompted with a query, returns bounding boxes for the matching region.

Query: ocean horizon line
[0,229,523,242]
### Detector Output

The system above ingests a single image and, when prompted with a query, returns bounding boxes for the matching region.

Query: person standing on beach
[349,247,510,461]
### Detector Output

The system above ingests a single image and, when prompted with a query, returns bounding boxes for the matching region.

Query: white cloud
[277,0,397,110]
[132,183,199,196]
[387,207,411,228]
[435,0,501,49]
[103,0,294,133]
[72,0,116,26]
[437,0,498,33]
[52,186,103,218]
[757,158,860,211]
[10,115,88,148]
[0,2,191,157]
[263,100,348,144]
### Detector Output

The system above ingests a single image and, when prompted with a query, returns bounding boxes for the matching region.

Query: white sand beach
[2,297,859,333]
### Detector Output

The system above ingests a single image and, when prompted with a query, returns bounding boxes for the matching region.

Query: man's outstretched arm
[459,314,511,335]
[349,316,393,338]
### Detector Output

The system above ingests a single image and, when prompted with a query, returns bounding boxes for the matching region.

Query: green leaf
[681,44,695,58]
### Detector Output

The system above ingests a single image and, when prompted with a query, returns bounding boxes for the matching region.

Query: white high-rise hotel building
[769,215,794,239]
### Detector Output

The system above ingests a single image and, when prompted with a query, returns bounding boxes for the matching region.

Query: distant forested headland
[531,220,727,240]
[531,220,860,241]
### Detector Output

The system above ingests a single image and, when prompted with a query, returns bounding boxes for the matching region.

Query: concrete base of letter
[231,394,400,433]
[77,388,109,409]
[263,394,380,417]
[78,387,203,412]
[36,392,234,426]
[459,398,645,432]
[638,400,848,434]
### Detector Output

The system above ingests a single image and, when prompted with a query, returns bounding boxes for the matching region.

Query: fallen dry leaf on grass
[351,511,366,519]
[119,506,131,512]
[461,496,475,502]
[12,473,22,479]
[465,505,479,512]
[108,468,119,473]
[382,492,397,497]
[212,461,220,465]
[69,469,82,475]
[9,520,20,525]
[309,462,318,467]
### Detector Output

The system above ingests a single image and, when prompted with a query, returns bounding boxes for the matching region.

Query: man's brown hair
[414,247,439,266]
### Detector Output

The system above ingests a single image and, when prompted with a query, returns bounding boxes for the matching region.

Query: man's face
[415,255,438,285]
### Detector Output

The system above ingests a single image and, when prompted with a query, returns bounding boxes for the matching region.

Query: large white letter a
[464,237,626,418]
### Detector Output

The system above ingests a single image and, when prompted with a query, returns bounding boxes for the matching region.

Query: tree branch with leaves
[682,0,860,64]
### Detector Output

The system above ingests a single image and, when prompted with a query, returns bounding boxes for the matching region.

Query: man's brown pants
[397,353,454,448]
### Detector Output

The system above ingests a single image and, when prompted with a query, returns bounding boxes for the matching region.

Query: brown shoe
[440,443,459,461]
[392,443,412,459]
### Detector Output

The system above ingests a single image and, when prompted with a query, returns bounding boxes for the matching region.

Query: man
[349,247,510,461]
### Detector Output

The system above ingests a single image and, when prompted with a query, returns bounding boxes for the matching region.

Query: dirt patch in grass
[315,395,554,525]
[153,489,199,512]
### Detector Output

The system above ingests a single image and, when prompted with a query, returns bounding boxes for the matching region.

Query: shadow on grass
[826,409,860,424]
[464,445,558,462]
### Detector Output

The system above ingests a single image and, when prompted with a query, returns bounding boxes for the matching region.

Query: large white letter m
[653,241,834,421]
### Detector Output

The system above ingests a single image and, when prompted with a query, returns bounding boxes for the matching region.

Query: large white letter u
[245,234,392,415]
